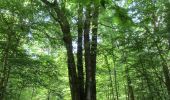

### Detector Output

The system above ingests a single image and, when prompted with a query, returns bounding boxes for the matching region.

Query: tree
[40,0,99,100]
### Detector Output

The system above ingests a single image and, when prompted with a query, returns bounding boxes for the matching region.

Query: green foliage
[0,0,170,99]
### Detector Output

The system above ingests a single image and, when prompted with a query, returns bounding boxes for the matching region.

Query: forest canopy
[0,0,170,100]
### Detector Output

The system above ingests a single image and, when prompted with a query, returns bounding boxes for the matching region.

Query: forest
[0,0,170,100]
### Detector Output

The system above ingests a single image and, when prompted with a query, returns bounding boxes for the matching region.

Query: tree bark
[125,66,135,100]
[84,3,92,100]
[166,2,170,49]
[110,35,119,100]
[77,2,85,100]
[41,1,99,100]
[41,0,79,100]
[104,55,115,100]
[91,3,99,100]
[0,33,11,100]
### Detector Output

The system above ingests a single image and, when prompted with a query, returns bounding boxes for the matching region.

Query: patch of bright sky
[37,10,51,22]
[115,0,141,23]
[72,41,77,53]
[0,9,9,14]
[45,16,51,22]
[127,1,141,23]
[115,0,126,7]
[23,40,51,59]
[72,18,77,24]
[28,31,32,38]
[128,10,141,23]
[72,36,102,53]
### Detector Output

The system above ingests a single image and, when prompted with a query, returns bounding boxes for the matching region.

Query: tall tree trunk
[125,66,135,100]
[61,13,80,100]
[125,84,128,100]
[104,55,115,100]
[166,2,170,49]
[41,0,79,100]
[77,2,84,100]
[114,66,119,100]
[84,3,92,100]
[91,3,99,100]
[47,89,51,100]
[41,1,99,100]
[0,33,11,100]
[110,35,119,100]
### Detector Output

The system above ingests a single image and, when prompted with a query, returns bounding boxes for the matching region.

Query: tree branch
[99,22,116,29]
[41,0,55,7]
